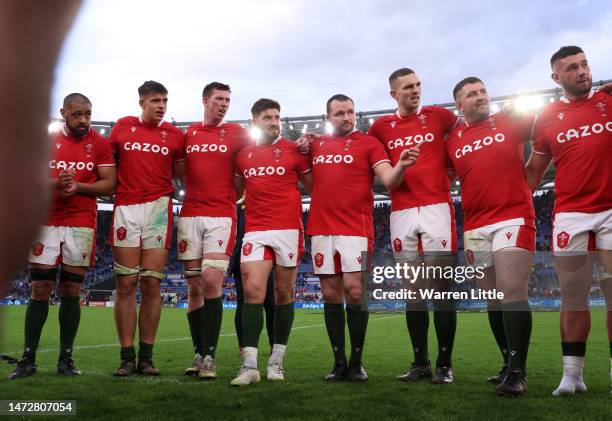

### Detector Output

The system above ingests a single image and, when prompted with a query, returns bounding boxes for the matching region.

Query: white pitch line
[2,315,401,355]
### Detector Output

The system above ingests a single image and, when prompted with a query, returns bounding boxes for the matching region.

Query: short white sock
[270,344,287,363]
[562,355,584,378]
[243,346,258,368]
[553,356,587,396]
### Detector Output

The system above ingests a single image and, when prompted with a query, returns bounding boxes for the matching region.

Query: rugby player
[368,68,460,384]
[447,77,535,396]
[178,82,250,379]
[110,81,185,376]
[10,93,116,379]
[525,46,612,396]
[230,99,312,386]
[308,94,419,382]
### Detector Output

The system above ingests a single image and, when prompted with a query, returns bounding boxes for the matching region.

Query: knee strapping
[59,269,85,283]
[30,267,58,281]
[202,259,229,272]
[183,267,202,278]
[113,261,141,276]
[140,269,166,280]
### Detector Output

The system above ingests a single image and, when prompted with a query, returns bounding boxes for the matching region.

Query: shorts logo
[116,227,127,241]
[32,242,44,257]
[82,252,87,259]
[314,253,324,268]
[218,240,224,247]
[356,256,362,264]
[557,231,570,249]
[156,235,163,242]
[505,232,513,240]
[288,252,294,260]
[179,240,187,253]
[465,249,475,265]
[440,239,447,248]
[243,242,253,256]
[393,238,403,252]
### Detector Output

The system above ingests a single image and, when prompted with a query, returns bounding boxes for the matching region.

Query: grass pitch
[0,306,611,420]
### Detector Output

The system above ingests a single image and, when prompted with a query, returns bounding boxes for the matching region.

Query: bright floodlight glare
[491,103,500,113]
[515,95,544,113]
[100,128,106,135]
[549,97,555,103]
[453,110,459,115]
[455,180,460,186]
[249,126,262,141]
[368,118,374,124]
[315,123,320,129]
[289,124,293,130]
[301,127,307,134]
[179,190,185,196]
[48,121,62,133]
[302,123,308,129]
[325,122,333,134]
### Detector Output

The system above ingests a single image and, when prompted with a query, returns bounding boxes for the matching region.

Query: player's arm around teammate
[10,93,116,379]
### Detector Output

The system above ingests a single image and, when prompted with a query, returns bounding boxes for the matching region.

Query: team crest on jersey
[440,239,447,249]
[344,138,352,150]
[418,114,428,127]
[314,253,324,268]
[273,147,283,161]
[85,143,94,157]
[219,128,226,139]
[130,126,136,133]
[178,240,187,253]
[487,118,497,130]
[505,232,513,240]
[116,227,127,241]
[390,121,396,128]
[557,112,564,121]
[557,231,570,249]
[393,238,403,252]
[465,249,475,265]
[243,242,253,256]
[32,242,44,257]
[56,143,62,149]
[160,130,168,141]
[596,102,607,116]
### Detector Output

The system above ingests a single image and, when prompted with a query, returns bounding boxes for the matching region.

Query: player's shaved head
[63,93,91,108]
[388,68,415,87]
[251,98,280,118]
[453,77,483,100]
[326,94,354,114]
[138,80,168,98]
[203,82,230,99]
[550,46,584,69]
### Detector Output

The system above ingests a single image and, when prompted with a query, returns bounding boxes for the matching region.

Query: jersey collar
[60,124,90,139]
[560,89,594,103]
[139,115,164,127]
[257,135,281,146]
[395,105,423,119]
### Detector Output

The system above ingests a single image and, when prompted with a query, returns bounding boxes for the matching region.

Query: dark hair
[138,80,168,98]
[63,93,91,108]
[251,98,280,117]
[326,94,354,114]
[388,68,415,86]
[550,46,584,68]
[203,82,231,99]
[453,77,484,99]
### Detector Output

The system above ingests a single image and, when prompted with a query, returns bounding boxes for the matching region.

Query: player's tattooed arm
[374,145,420,190]
[525,151,552,192]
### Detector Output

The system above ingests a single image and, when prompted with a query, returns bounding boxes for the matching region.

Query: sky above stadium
[51,0,612,122]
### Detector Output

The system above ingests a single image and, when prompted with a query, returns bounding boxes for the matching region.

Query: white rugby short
[29,226,95,267]
[311,235,372,275]
[111,196,172,249]
[177,216,236,260]
[552,209,612,254]
[463,218,535,268]
[240,229,303,267]
[390,202,456,261]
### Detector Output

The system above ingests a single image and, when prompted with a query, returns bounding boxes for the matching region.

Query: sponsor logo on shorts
[505,232,513,240]
[82,252,87,259]
[393,238,403,252]
[314,253,324,268]
[156,235,163,242]
[288,252,294,260]
[557,231,570,249]
[116,227,127,241]
[32,242,44,257]
[243,242,253,256]
[356,256,362,264]
[179,240,187,253]
[465,249,475,264]
[441,239,447,248]
[218,239,224,247]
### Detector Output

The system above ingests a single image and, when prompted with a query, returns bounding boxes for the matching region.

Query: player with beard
[308,94,419,382]
[110,81,185,376]
[178,82,250,379]
[10,93,116,379]
[447,78,536,396]
[526,46,612,396]
[230,99,312,386]
[368,69,460,384]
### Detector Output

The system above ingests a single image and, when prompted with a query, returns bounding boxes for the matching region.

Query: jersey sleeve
[96,134,116,167]
[531,113,552,155]
[108,119,124,154]
[367,119,381,140]
[173,131,186,162]
[296,147,312,174]
[234,151,245,178]
[368,138,391,168]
